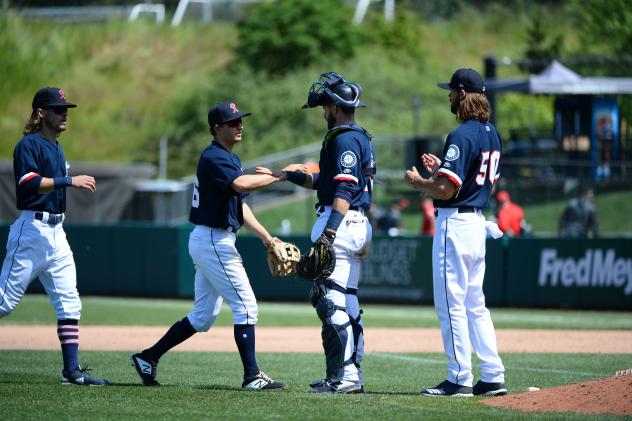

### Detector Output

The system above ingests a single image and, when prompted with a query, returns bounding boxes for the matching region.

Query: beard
[450,100,458,115]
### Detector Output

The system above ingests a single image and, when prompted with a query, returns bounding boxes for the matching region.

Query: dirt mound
[482,372,632,416]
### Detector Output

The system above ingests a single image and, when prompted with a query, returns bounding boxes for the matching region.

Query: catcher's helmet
[303,72,366,109]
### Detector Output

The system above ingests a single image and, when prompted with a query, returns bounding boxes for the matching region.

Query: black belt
[434,207,479,217]
[317,205,365,213]
[35,212,63,225]
[207,225,235,232]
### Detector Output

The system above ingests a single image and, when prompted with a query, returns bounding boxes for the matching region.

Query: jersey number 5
[476,150,500,186]
[192,176,200,208]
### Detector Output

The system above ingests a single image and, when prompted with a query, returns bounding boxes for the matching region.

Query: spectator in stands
[559,188,599,238]
[379,198,405,236]
[367,202,385,233]
[495,190,525,237]
[419,197,435,236]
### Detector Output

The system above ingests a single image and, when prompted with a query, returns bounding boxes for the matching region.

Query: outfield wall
[1,224,630,309]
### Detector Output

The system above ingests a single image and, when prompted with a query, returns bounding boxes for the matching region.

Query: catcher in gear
[257,72,375,394]
[267,238,301,277]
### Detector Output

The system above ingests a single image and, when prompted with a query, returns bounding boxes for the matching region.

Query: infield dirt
[0,326,631,353]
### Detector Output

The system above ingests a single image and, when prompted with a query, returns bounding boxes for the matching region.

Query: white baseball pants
[0,211,81,319]
[432,208,505,386]
[187,226,258,331]
[311,207,372,383]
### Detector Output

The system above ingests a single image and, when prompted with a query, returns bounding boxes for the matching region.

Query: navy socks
[234,324,259,378]
[57,319,79,371]
[144,317,197,362]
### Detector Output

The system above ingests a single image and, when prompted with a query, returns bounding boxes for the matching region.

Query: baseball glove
[296,233,336,283]
[267,239,301,277]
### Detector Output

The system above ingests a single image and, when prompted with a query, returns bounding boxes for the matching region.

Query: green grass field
[1,296,631,420]
[2,295,632,330]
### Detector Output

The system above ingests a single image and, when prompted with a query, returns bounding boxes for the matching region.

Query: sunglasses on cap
[223,119,242,128]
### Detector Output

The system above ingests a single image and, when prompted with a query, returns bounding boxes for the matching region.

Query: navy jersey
[13,133,68,213]
[434,119,502,210]
[316,124,375,211]
[189,140,248,232]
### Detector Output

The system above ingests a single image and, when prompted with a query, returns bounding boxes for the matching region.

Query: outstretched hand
[256,167,287,181]
[421,153,441,174]
[282,163,309,173]
[405,166,421,189]
[72,175,96,192]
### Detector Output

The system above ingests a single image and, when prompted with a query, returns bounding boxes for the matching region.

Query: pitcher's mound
[481,372,632,416]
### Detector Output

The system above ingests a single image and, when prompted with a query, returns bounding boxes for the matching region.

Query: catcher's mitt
[267,239,301,277]
[296,233,336,282]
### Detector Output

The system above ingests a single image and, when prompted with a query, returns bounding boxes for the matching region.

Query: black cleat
[61,365,109,386]
[131,353,160,386]
[421,380,473,397]
[242,372,288,390]
[473,380,508,396]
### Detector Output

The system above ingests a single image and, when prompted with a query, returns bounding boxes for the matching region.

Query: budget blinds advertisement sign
[507,239,632,309]
[360,237,433,302]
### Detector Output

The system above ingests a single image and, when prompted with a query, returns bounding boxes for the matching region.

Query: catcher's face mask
[302,72,366,109]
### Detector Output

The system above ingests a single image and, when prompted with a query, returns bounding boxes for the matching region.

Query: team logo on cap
[59,89,66,99]
[445,144,460,161]
[340,151,357,168]
[230,102,239,113]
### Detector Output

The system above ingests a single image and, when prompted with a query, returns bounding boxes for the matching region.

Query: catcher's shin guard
[315,294,352,381]
[349,310,364,379]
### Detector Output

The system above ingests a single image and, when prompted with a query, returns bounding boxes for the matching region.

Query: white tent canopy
[487,60,632,95]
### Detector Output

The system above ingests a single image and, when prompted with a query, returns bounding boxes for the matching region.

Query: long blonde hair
[456,92,490,123]
[23,110,42,135]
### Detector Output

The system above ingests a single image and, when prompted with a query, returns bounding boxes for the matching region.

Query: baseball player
[131,101,287,390]
[404,68,507,397]
[0,87,108,386]
[257,72,375,394]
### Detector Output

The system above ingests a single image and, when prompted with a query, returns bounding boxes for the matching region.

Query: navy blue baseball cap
[437,68,486,93]
[32,87,77,109]
[208,101,251,128]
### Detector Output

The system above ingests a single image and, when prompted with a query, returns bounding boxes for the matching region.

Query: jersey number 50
[476,150,500,186]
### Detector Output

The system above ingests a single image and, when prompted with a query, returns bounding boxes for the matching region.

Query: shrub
[235,0,361,75]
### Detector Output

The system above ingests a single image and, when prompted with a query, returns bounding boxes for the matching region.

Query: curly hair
[23,110,42,135]
[456,92,490,123]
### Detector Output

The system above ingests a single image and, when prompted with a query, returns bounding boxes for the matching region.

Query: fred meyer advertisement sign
[507,239,632,309]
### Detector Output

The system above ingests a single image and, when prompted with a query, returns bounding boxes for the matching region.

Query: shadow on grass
[194,384,243,391]
[364,390,420,396]
[104,382,178,387]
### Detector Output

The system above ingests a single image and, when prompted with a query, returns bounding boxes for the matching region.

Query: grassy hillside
[0,17,235,164]
[0,5,574,176]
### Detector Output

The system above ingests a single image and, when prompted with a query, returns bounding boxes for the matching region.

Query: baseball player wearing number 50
[405,68,507,397]
[0,87,108,386]
[131,101,287,390]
